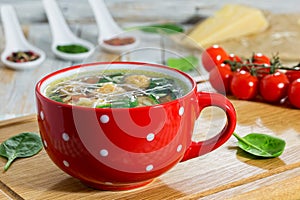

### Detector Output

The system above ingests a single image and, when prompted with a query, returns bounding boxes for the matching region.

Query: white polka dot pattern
[146,165,153,171]
[62,133,70,141]
[40,111,44,120]
[100,115,109,123]
[100,149,109,157]
[179,107,184,116]
[72,104,187,174]
[177,144,182,152]
[146,133,155,142]
[63,160,70,167]
[43,140,47,148]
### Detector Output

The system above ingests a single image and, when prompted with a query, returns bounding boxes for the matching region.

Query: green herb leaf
[49,95,63,103]
[130,23,184,34]
[98,73,124,84]
[167,56,199,72]
[56,44,89,54]
[148,78,171,89]
[112,98,138,108]
[233,132,286,158]
[96,103,111,108]
[148,93,160,104]
[98,77,112,84]
[129,96,139,108]
[0,132,43,171]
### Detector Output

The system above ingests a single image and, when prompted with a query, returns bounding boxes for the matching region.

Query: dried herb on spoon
[6,51,40,63]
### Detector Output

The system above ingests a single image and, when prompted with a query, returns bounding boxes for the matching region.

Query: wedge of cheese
[185,4,269,48]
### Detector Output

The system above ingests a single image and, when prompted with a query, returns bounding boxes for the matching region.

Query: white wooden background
[0,0,299,120]
[1,0,300,24]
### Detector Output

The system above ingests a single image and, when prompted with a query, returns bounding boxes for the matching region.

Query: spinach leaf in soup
[0,132,43,171]
[147,78,179,100]
[49,95,63,103]
[97,96,139,108]
[98,73,124,84]
[148,77,173,89]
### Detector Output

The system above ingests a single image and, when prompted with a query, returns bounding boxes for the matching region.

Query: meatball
[98,83,125,94]
[124,75,150,89]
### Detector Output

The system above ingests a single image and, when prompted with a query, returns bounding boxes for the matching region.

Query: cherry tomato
[259,71,290,103]
[288,78,300,108]
[256,66,272,80]
[228,53,242,63]
[227,53,244,71]
[236,65,250,73]
[209,63,232,94]
[285,68,300,83]
[202,45,229,72]
[247,53,271,80]
[251,53,271,65]
[230,70,258,100]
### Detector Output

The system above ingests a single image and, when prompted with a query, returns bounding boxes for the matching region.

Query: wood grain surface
[0,100,300,200]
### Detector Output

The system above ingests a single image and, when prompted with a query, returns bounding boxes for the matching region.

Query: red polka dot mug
[35,62,236,190]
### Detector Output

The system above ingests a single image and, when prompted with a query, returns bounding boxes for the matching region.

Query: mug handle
[181,91,236,162]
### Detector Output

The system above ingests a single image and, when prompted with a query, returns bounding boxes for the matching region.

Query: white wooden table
[0,0,300,120]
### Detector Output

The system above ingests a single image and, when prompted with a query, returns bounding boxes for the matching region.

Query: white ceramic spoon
[0,5,46,70]
[88,0,139,54]
[43,0,94,61]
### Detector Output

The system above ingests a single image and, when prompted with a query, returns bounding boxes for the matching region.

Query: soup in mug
[45,69,188,108]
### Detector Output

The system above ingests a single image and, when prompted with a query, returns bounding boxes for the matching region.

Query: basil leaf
[0,132,43,171]
[233,133,286,158]
[130,23,184,34]
[167,56,199,72]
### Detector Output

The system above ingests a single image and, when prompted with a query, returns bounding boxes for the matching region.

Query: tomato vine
[203,45,300,108]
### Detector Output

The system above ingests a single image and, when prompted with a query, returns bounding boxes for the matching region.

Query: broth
[45,69,189,108]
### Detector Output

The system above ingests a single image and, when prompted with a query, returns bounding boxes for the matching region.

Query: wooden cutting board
[0,100,300,200]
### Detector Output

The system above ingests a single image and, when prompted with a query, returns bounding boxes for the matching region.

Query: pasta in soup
[45,70,188,108]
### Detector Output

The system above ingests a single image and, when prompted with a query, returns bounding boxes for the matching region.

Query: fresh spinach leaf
[233,132,286,158]
[129,23,184,34]
[167,55,199,72]
[0,132,43,171]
